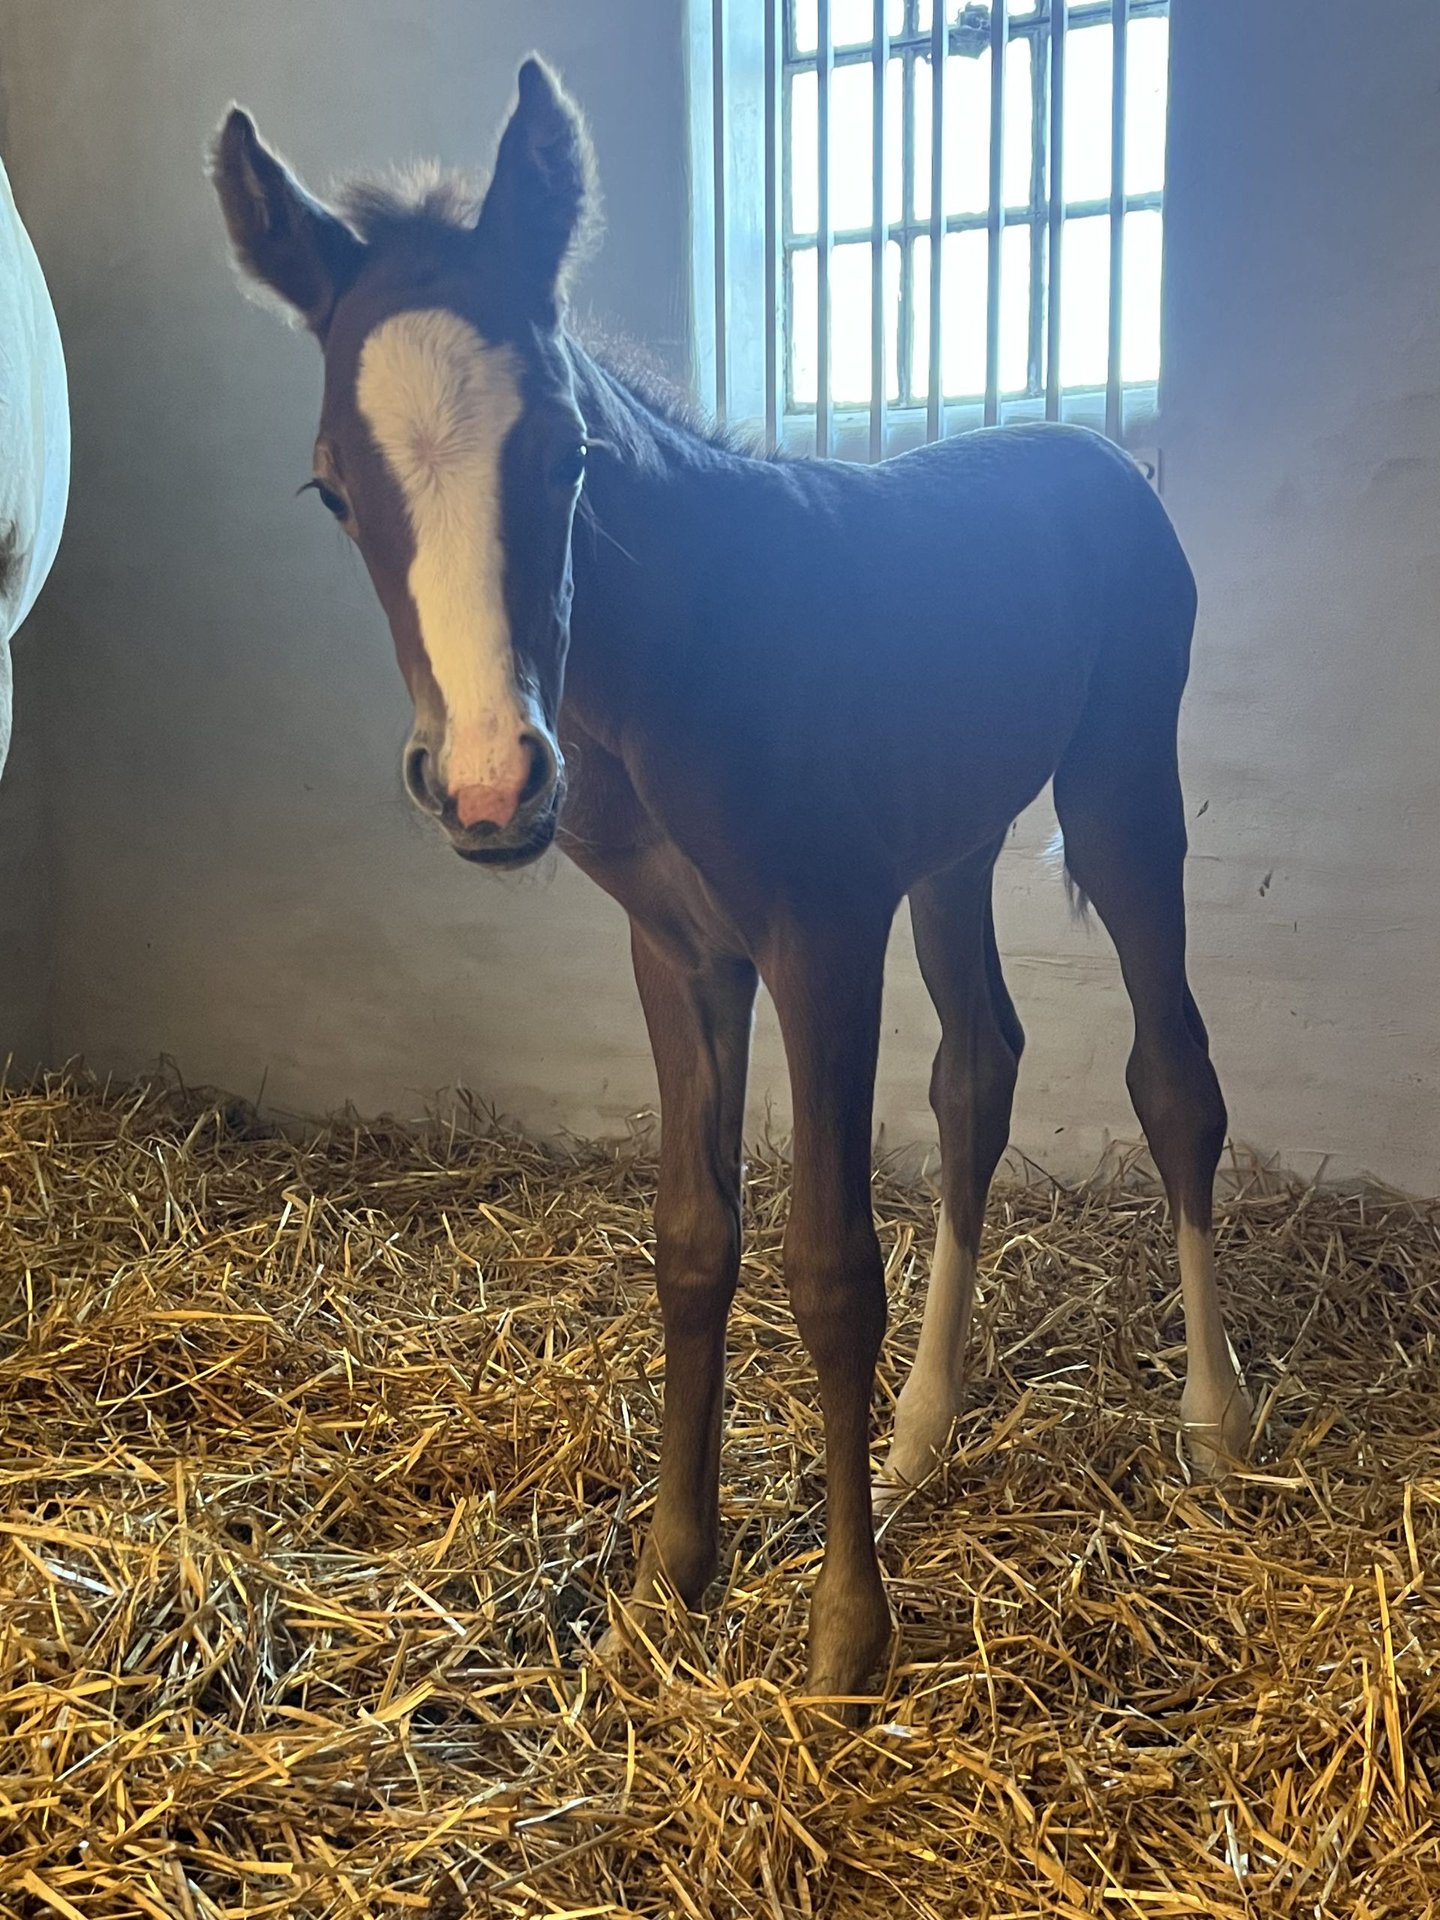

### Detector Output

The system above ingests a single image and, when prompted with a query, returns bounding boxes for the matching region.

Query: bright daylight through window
[695,0,1170,453]
[786,0,1168,414]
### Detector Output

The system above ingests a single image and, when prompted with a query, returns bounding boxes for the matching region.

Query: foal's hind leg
[876,843,1022,1510]
[1054,738,1252,1474]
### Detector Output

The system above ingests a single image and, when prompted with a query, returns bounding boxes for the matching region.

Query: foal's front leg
[763,919,893,1700]
[620,923,757,1627]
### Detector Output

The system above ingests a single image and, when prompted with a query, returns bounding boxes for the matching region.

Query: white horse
[0,153,68,778]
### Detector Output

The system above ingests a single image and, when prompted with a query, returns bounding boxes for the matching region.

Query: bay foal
[212,60,1251,1699]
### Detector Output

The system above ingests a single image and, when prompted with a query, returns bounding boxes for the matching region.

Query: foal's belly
[773,566,1102,889]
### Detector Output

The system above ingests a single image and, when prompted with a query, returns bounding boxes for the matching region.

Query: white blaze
[357,309,526,797]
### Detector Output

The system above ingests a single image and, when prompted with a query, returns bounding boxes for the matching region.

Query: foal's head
[212,60,596,866]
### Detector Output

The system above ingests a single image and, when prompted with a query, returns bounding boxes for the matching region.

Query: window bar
[1105,0,1128,441]
[869,0,889,461]
[897,19,917,410]
[764,0,780,445]
[1025,13,1047,397]
[816,0,833,455]
[711,0,727,421]
[926,0,945,442]
[1045,0,1066,420]
[983,0,1009,427]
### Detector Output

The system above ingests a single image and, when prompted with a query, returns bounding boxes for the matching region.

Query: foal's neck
[569,336,744,478]
[562,338,756,734]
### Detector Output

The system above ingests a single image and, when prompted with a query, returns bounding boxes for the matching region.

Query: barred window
[692,1,1169,460]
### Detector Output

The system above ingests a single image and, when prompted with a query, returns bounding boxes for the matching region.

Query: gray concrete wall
[2,1,1438,1190]
[0,0,692,1126]
[0,656,48,1073]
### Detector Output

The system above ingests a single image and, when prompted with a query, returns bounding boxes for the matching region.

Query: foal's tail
[1043,826,1093,922]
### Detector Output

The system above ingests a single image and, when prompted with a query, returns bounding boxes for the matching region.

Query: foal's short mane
[336,111,602,292]
[574,323,776,463]
[335,165,485,247]
[334,163,772,463]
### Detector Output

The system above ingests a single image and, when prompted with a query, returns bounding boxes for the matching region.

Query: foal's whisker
[578,495,640,570]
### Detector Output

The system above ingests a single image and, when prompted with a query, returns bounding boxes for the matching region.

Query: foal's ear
[210,108,364,335]
[476,58,598,318]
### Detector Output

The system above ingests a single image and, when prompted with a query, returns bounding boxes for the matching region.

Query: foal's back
[668,420,1194,891]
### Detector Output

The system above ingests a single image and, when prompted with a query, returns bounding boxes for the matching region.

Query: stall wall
[0,685,47,1072]
[2,0,1437,1191]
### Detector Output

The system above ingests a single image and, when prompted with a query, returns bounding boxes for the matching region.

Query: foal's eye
[301,478,349,520]
[551,443,587,491]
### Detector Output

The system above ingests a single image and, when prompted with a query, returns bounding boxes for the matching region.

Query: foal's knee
[784,1226,887,1372]
[654,1188,740,1328]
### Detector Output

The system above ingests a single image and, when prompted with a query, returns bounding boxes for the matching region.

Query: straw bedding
[1,1075,1437,1918]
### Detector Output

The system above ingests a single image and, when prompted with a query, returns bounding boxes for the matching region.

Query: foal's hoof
[802,1657,887,1735]
[870,1471,918,1523]
[1180,1381,1254,1480]
[592,1618,639,1670]
[804,1588,892,1728]
[872,1462,937,1524]
[873,1395,960,1517]
[591,1592,669,1675]
[798,1692,868,1737]
[873,1438,948,1519]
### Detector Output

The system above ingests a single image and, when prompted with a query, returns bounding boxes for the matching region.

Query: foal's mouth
[449,808,559,870]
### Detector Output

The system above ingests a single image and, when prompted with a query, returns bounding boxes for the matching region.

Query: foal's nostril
[404,743,441,812]
[518,732,556,807]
